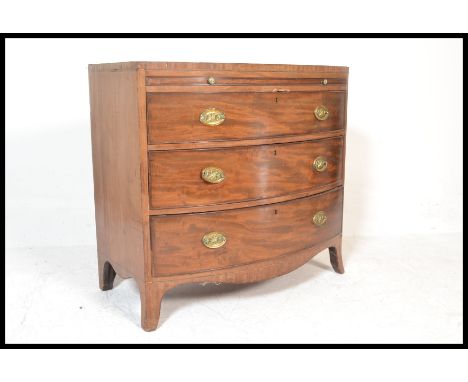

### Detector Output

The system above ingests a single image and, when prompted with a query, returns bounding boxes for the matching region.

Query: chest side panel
[89,69,146,281]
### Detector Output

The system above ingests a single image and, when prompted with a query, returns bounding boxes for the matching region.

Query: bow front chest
[88,61,349,331]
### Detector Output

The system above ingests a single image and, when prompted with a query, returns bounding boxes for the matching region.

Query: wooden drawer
[147,91,346,145]
[151,187,343,276]
[149,137,343,210]
[146,74,347,87]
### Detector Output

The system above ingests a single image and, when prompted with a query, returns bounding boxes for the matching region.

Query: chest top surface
[88,61,349,73]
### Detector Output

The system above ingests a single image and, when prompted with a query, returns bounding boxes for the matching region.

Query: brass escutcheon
[202,232,227,249]
[207,77,216,85]
[314,105,329,121]
[313,156,328,172]
[199,108,225,126]
[313,211,327,226]
[201,166,225,184]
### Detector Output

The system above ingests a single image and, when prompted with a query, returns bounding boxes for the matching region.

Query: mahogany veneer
[147,91,346,144]
[89,62,349,331]
[149,138,343,210]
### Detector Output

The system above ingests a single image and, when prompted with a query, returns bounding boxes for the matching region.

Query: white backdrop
[5,38,463,248]
[1,0,467,33]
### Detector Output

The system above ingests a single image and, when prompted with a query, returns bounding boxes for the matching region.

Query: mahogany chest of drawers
[88,62,349,331]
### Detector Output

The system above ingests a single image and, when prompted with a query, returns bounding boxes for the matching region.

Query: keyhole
[275,97,278,103]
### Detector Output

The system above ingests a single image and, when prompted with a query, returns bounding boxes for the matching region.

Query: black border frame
[2,33,465,348]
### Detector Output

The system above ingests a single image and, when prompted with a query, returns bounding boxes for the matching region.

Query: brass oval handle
[314,105,329,121]
[207,77,216,85]
[201,166,225,184]
[313,156,328,172]
[313,211,327,226]
[202,232,227,249]
[200,108,225,126]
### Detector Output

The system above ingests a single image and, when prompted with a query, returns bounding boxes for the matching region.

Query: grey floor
[6,233,463,344]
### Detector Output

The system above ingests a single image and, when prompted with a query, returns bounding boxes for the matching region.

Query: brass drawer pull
[202,232,227,249]
[201,166,225,184]
[314,105,329,121]
[313,211,327,226]
[313,156,328,172]
[200,108,225,126]
[207,76,216,85]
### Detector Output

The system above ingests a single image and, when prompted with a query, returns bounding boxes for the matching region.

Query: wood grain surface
[145,85,347,93]
[151,187,343,276]
[146,76,348,86]
[147,91,346,144]
[147,130,344,151]
[89,68,147,288]
[149,137,343,209]
[89,61,349,74]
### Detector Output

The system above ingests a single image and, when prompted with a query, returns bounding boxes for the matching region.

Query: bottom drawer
[151,187,343,276]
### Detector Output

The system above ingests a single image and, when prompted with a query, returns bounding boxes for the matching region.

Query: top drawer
[147,91,346,145]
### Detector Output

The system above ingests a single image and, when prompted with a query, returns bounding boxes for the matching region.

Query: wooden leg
[99,259,117,291]
[329,237,345,274]
[139,282,166,332]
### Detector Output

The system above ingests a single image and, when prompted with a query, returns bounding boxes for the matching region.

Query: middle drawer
[149,137,343,210]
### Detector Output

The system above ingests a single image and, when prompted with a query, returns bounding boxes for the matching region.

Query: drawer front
[147,91,346,145]
[145,75,347,86]
[149,138,343,210]
[146,75,347,87]
[151,187,343,276]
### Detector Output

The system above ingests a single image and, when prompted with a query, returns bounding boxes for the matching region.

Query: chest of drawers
[89,62,349,331]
